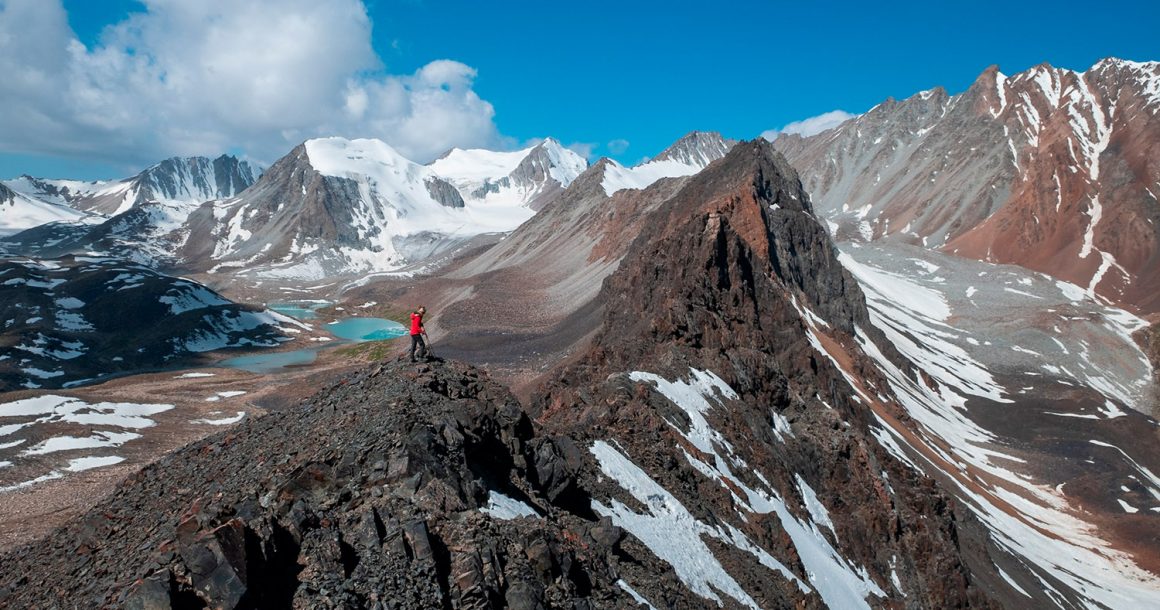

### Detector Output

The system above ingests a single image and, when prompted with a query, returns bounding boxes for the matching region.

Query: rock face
[128,155,260,212]
[0,361,653,609]
[0,182,16,204]
[0,257,295,391]
[531,140,991,609]
[424,176,466,209]
[776,58,1160,313]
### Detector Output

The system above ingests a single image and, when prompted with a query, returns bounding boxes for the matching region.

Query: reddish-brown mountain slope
[777,58,1160,313]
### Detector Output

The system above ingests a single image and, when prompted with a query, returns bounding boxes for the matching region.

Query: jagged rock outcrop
[400,133,741,386]
[424,177,466,209]
[131,155,259,209]
[532,140,991,609]
[0,361,648,609]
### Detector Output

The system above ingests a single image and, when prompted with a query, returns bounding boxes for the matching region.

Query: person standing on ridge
[409,306,428,362]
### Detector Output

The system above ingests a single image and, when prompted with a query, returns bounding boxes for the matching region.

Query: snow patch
[64,455,125,472]
[481,490,538,520]
[191,411,246,425]
[602,157,708,197]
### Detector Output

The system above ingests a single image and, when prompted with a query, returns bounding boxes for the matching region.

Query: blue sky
[1,0,1157,180]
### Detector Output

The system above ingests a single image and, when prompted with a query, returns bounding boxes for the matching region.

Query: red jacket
[410,312,424,336]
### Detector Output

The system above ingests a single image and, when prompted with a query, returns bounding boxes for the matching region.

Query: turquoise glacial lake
[326,318,407,341]
[219,317,406,373]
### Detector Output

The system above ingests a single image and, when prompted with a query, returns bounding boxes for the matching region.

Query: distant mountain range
[1,133,744,280]
[187,137,588,279]
[776,58,1160,314]
[1,155,260,231]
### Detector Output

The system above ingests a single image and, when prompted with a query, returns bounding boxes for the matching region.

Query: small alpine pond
[219,317,406,373]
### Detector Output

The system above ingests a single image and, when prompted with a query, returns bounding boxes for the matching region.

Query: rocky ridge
[7,155,260,217]
[533,140,992,608]
[0,360,650,609]
[405,133,737,386]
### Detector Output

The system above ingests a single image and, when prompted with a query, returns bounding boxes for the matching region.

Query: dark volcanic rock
[0,361,649,609]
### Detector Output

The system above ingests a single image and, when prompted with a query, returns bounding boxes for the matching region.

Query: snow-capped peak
[0,181,96,234]
[429,146,532,184]
[532,138,588,188]
[601,131,737,197]
[304,137,424,182]
[654,131,737,167]
[427,137,588,208]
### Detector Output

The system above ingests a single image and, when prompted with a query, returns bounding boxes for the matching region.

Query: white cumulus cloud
[0,0,502,169]
[566,142,597,160]
[606,138,630,155]
[761,110,855,141]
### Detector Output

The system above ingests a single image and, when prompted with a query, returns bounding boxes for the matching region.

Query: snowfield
[0,395,174,492]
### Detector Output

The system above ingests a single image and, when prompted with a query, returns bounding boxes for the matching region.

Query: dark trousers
[410,334,427,361]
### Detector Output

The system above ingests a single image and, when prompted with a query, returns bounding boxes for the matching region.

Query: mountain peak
[536,136,565,150]
[1093,56,1159,71]
[303,137,414,179]
[654,131,737,166]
